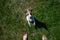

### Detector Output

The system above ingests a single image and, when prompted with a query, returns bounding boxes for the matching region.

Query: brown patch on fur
[24,8,32,15]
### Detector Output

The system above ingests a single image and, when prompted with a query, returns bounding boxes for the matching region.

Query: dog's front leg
[28,21,31,27]
[33,21,35,26]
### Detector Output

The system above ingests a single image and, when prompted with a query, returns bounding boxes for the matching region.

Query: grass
[0,0,60,40]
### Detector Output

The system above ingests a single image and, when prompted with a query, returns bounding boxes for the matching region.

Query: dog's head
[24,8,32,16]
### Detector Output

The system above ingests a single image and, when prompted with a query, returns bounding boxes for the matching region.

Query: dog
[24,8,35,27]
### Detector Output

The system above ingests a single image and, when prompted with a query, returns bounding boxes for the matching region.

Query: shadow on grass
[35,18,48,30]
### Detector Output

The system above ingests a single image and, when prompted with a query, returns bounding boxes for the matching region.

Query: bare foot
[23,34,28,40]
[42,34,47,40]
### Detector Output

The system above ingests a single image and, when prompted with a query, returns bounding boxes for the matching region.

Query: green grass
[0,0,60,40]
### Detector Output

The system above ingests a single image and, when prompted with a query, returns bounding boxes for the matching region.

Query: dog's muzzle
[29,21,34,23]
[29,16,34,23]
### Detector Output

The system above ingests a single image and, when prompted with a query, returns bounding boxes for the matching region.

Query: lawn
[0,0,60,40]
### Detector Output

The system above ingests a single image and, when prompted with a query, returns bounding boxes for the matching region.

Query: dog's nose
[30,17,32,19]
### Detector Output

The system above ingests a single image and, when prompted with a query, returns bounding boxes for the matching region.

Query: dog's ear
[24,9,28,16]
[24,9,27,13]
[29,8,32,12]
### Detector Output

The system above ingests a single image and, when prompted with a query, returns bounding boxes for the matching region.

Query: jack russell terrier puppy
[24,8,35,27]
